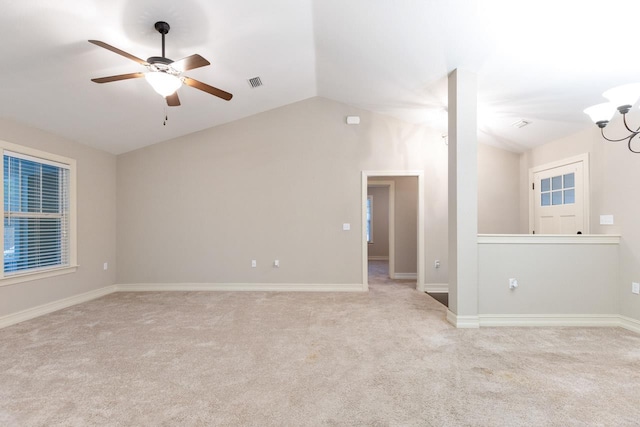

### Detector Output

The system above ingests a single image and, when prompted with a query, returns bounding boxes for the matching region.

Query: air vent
[511,119,531,129]
[247,76,263,88]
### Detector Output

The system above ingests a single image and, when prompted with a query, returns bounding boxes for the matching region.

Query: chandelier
[584,83,640,153]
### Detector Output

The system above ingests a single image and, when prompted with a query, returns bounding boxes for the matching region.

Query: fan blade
[91,72,145,83]
[88,40,148,65]
[166,92,181,107]
[171,54,210,72]
[183,77,233,101]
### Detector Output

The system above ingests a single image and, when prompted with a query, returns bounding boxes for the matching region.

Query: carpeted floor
[368,259,448,306]
[1,271,639,426]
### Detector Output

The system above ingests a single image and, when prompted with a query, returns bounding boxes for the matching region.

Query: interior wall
[367,186,389,259]
[117,97,447,286]
[0,119,117,318]
[392,176,418,274]
[477,143,520,234]
[478,239,618,315]
[521,126,640,322]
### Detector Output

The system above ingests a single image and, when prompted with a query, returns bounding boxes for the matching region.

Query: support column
[447,69,479,328]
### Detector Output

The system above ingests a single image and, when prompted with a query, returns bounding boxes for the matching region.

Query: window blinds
[3,152,70,275]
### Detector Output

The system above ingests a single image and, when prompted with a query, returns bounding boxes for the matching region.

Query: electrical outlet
[274,260,280,268]
[251,260,257,268]
[434,260,440,268]
[632,282,640,295]
[509,278,518,290]
[103,262,108,270]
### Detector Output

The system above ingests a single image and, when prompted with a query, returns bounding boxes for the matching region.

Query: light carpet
[1,273,639,426]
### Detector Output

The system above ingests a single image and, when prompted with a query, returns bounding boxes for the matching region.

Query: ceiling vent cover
[247,76,263,88]
[511,119,531,128]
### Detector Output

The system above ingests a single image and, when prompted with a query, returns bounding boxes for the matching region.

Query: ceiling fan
[89,21,232,107]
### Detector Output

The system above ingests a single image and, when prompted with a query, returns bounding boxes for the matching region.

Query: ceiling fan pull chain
[163,107,168,126]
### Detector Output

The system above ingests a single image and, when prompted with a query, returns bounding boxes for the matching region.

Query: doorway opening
[361,170,424,292]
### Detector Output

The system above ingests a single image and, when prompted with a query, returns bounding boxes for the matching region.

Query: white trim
[446,310,480,328]
[367,256,389,261]
[528,153,590,234]
[394,273,417,279]
[0,265,79,287]
[477,234,620,245]
[619,315,640,334]
[479,314,620,327]
[425,283,449,293]
[0,285,116,329]
[363,170,425,292]
[116,283,366,292]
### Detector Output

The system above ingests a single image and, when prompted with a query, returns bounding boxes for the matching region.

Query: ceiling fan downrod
[155,21,170,59]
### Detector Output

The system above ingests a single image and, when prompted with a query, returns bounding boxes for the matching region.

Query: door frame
[361,170,425,292]
[528,153,590,234]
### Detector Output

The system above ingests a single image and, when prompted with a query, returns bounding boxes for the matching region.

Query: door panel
[533,162,584,234]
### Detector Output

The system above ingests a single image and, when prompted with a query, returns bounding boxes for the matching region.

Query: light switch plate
[600,215,614,225]
[633,282,640,295]
[342,223,351,231]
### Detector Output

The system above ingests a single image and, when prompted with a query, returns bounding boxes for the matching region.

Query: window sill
[0,265,79,287]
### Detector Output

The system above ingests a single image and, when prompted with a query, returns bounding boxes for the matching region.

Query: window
[540,172,575,206]
[1,141,76,285]
[366,195,373,243]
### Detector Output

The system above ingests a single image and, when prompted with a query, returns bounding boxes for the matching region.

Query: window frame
[0,140,77,286]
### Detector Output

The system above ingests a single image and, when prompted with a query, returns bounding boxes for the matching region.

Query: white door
[533,161,584,234]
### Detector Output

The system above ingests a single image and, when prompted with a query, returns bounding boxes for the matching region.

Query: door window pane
[541,178,550,192]
[563,173,575,188]
[552,191,562,205]
[541,193,550,206]
[552,175,562,190]
[564,189,575,204]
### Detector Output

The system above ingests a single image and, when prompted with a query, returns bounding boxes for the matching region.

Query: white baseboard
[367,256,389,261]
[425,283,448,293]
[394,273,417,280]
[619,315,640,334]
[116,282,366,293]
[479,314,621,328]
[0,285,117,329]
[446,310,480,328]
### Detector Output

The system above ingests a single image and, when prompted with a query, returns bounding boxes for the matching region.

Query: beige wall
[521,127,640,322]
[367,186,389,259]
[478,239,618,315]
[0,119,117,318]
[117,97,448,286]
[478,143,520,234]
[392,176,418,274]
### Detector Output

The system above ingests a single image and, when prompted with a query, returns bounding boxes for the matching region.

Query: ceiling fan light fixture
[145,71,182,97]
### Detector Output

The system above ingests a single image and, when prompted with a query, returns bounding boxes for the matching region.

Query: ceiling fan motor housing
[154,21,170,35]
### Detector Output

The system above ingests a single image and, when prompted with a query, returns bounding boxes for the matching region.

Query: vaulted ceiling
[1,0,639,154]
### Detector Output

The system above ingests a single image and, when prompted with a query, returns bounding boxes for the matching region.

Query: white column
[447,69,479,327]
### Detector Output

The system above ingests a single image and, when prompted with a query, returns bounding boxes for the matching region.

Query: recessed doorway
[361,170,424,292]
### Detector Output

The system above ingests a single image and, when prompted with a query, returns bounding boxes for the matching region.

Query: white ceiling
[1,0,640,155]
